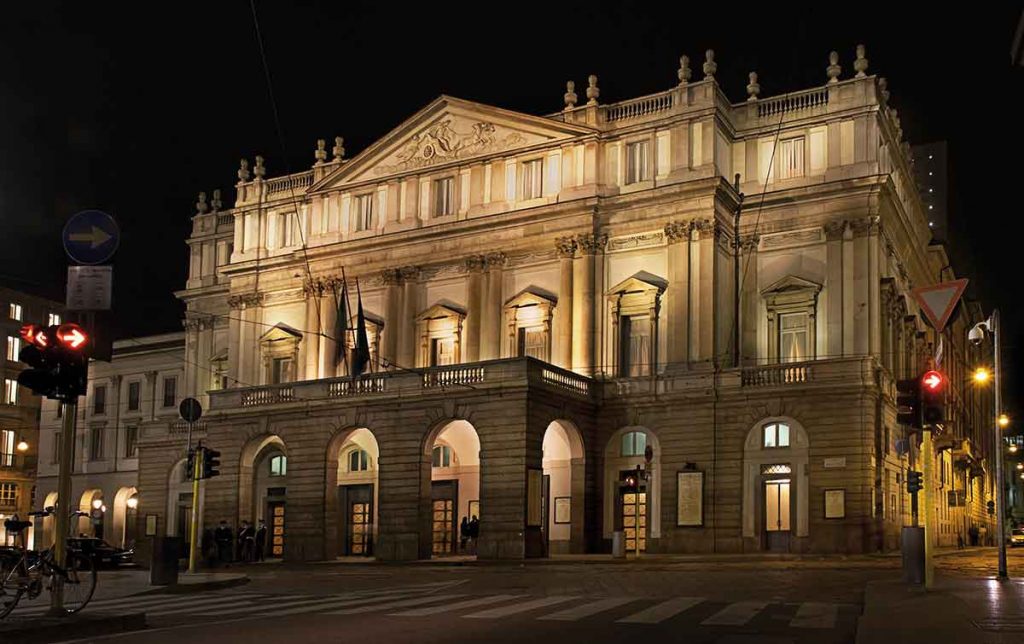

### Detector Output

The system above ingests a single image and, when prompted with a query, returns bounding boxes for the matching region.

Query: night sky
[1,4,1021,411]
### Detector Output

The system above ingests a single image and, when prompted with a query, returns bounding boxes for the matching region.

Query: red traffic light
[56,323,88,350]
[922,370,944,391]
[20,324,49,348]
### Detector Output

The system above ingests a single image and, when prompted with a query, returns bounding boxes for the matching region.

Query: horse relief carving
[375,119,527,175]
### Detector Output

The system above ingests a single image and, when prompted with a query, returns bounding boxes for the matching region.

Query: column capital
[484,252,507,269]
[303,277,327,297]
[740,235,760,252]
[664,220,692,244]
[575,232,607,255]
[380,268,403,286]
[850,215,881,236]
[228,292,264,309]
[464,255,487,273]
[555,236,578,258]
[823,219,848,241]
[399,265,422,282]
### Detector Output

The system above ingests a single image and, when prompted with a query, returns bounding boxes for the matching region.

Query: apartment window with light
[6,336,20,362]
[8,303,22,321]
[4,379,18,405]
[127,381,140,411]
[778,312,810,363]
[432,445,452,468]
[93,385,106,415]
[89,425,103,461]
[0,483,17,507]
[0,429,14,466]
[353,194,374,232]
[125,425,139,458]
[777,137,805,179]
[434,177,454,216]
[348,449,370,472]
[521,158,543,200]
[48,313,61,326]
[269,454,287,476]
[162,377,177,408]
[626,140,650,184]
[763,422,790,448]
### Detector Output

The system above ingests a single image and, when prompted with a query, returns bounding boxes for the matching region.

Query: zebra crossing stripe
[327,593,467,615]
[700,601,769,626]
[191,595,324,616]
[790,602,838,629]
[463,596,579,619]
[538,597,636,621]
[11,592,262,617]
[616,597,704,624]
[147,597,268,616]
[256,589,444,618]
[391,594,527,617]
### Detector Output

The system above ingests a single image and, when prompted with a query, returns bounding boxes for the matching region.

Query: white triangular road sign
[912,279,968,332]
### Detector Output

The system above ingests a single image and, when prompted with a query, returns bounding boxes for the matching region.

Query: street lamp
[126,496,139,510]
[15,438,28,452]
[969,311,1008,580]
[999,414,1010,429]
[1017,462,1024,471]
[91,498,102,510]
[974,368,991,383]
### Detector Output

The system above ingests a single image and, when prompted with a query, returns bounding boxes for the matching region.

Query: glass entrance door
[764,479,791,552]
[430,480,458,556]
[622,490,647,553]
[269,502,285,557]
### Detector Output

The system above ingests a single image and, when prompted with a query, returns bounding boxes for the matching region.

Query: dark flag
[353,278,371,377]
[334,277,349,369]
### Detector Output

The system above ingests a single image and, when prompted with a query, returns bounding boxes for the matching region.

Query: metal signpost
[179,397,204,573]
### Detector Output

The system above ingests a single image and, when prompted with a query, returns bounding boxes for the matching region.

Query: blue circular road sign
[62,210,120,265]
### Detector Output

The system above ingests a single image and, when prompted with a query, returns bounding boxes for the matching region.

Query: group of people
[206,519,268,565]
[459,515,480,552]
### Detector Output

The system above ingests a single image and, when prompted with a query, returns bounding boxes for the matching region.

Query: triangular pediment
[505,287,557,309]
[607,271,668,296]
[259,322,303,343]
[311,96,596,190]
[761,275,822,295]
[417,301,466,321]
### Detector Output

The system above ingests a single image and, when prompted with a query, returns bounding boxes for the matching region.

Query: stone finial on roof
[211,189,222,212]
[564,80,578,110]
[878,77,890,103]
[196,191,209,214]
[586,75,599,106]
[254,155,266,179]
[678,55,692,86]
[314,139,327,164]
[332,136,345,161]
[238,158,251,182]
[854,44,869,78]
[703,49,717,80]
[746,72,760,101]
[826,51,841,84]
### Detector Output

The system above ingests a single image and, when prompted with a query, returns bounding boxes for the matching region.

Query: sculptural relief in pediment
[372,117,535,176]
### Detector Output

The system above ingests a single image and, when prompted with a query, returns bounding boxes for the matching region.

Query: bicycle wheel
[0,555,25,619]
[57,552,96,614]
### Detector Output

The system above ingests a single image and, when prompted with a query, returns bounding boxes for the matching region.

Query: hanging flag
[334,276,349,368]
[934,335,944,368]
[353,278,371,377]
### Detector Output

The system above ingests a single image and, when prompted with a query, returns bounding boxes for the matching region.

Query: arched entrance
[742,417,809,552]
[603,426,661,553]
[78,489,104,539]
[242,436,288,559]
[424,420,480,557]
[542,420,585,555]
[327,427,379,558]
[111,486,139,548]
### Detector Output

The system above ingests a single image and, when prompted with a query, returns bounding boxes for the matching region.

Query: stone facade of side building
[135,47,997,562]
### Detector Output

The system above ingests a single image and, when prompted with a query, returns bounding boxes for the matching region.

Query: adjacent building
[910,141,948,241]
[133,46,996,562]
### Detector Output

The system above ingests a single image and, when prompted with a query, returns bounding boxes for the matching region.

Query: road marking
[538,597,636,621]
[391,594,527,616]
[463,596,579,619]
[700,601,769,626]
[790,602,838,629]
[147,597,267,616]
[191,595,328,616]
[616,597,704,624]
[327,593,466,615]
[254,590,440,617]
[12,592,263,616]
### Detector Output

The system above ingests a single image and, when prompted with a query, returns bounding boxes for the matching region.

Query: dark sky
[1,4,1021,409]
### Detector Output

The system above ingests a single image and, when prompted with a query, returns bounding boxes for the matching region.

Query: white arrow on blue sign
[62,210,120,265]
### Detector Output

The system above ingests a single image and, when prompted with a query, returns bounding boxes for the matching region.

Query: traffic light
[987,500,995,516]
[202,447,221,479]
[16,323,91,401]
[186,448,197,481]
[906,470,923,494]
[920,370,946,428]
[620,470,638,493]
[896,377,922,429]
[17,324,59,398]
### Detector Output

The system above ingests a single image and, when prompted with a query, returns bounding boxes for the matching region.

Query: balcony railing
[540,366,591,397]
[265,171,314,197]
[741,363,811,386]
[605,89,675,123]
[0,453,37,471]
[755,86,829,119]
[422,365,485,389]
[329,375,387,397]
[241,385,296,407]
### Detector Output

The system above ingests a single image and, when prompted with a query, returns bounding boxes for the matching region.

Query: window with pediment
[416,303,466,368]
[606,272,666,377]
[762,276,821,364]
[259,323,303,384]
[343,311,384,373]
[504,288,556,363]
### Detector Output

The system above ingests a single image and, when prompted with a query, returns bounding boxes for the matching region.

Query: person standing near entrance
[460,517,469,551]
[469,515,479,554]
[255,519,268,562]
[239,520,255,562]
[215,520,233,565]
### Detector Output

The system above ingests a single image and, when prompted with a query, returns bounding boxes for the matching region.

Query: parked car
[1011,529,1024,548]
[68,537,135,568]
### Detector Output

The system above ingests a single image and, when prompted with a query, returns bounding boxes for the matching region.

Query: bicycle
[0,507,97,619]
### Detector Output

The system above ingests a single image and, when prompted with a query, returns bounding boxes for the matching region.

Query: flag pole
[341,267,355,378]
[334,274,349,378]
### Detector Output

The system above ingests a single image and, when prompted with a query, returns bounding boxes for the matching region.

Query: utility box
[612,531,625,558]
[150,536,182,586]
[901,526,925,585]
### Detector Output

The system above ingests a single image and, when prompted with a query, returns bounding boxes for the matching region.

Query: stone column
[740,236,760,365]
[227,297,242,387]
[842,222,855,356]
[555,238,576,370]
[195,318,212,395]
[867,216,881,358]
[145,370,158,421]
[463,256,485,362]
[572,233,603,375]
[824,221,845,359]
[691,220,716,364]
[398,266,421,368]
[302,279,323,380]
[381,269,402,367]
[238,293,264,387]
[480,253,506,361]
[664,221,690,370]
[319,281,338,380]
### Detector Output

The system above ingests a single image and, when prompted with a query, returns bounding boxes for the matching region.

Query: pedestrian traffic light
[896,377,923,429]
[906,469,923,494]
[920,370,946,428]
[202,447,221,479]
[987,500,995,515]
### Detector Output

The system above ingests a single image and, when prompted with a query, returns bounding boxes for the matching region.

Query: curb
[0,612,146,644]
[135,574,250,596]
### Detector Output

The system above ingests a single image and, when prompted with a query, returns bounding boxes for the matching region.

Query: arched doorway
[240,435,287,559]
[327,428,380,558]
[742,417,809,552]
[425,420,480,557]
[111,486,139,548]
[78,489,104,539]
[603,426,661,553]
[542,420,585,555]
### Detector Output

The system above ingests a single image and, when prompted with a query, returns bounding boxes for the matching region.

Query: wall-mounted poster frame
[677,470,704,526]
[824,488,846,519]
[554,497,571,524]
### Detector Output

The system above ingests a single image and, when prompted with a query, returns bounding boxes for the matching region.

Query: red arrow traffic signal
[922,370,944,391]
[56,323,88,350]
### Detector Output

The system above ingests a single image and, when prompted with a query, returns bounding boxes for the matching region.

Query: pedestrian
[214,520,233,565]
[460,516,469,551]
[968,524,979,547]
[469,515,479,554]
[957,532,964,549]
[239,520,255,562]
[255,519,267,562]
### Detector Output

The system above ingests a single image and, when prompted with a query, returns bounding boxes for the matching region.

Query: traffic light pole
[993,309,1008,580]
[921,429,935,590]
[188,448,203,574]
[48,399,77,616]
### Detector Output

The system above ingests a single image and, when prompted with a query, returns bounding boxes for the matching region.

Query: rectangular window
[434,177,454,216]
[89,425,103,461]
[777,137,805,179]
[162,377,177,408]
[521,159,543,200]
[48,312,61,326]
[353,194,374,232]
[516,327,548,362]
[0,429,14,466]
[778,312,809,363]
[8,303,22,321]
[125,425,139,458]
[270,454,287,476]
[626,140,650,184]
[93,386,106,415]
[280,213,294,247]
[619,316,651,377]
[270,357,293,384]
[6,336,20,361]
[0,483,17,506]
[763,423,790,448]
[127,382,140,411]
[4,379,17,405]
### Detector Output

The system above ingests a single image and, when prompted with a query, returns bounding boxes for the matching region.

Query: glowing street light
[1017,462,1023,471]
[91,498,102,510]
[999,414,1011,429]
[16,438,28,452]
[1011,444,1019,454]
[126,496,139,510]
[974,368,991,383]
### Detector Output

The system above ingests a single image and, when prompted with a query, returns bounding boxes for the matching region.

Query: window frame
[127,381,141,411]
[353,193,374,232]
[9,303,22,321]
[89,425,104,461]
[348,448,370,472]
[431,444,452,468]
[269,454,287,477]
[776,136,806,180]
[124,424,139,459]
[625,139,651,185]
[93,385,107,415]
[0,482,18,506]
[520,158,543,200]
[6,336,20,362]
[620,431,648,457]
[0,429,14,466]
[433,176,455,217]
[4,379,18,405]
[162,377,177,408]
[762,422,791,449]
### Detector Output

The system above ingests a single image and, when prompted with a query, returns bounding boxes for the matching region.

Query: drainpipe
[874,366,885,551]
[732,174,744,368]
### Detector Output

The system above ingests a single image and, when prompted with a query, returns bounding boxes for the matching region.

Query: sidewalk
[856,574,1024,644]
[89,568,249,601]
